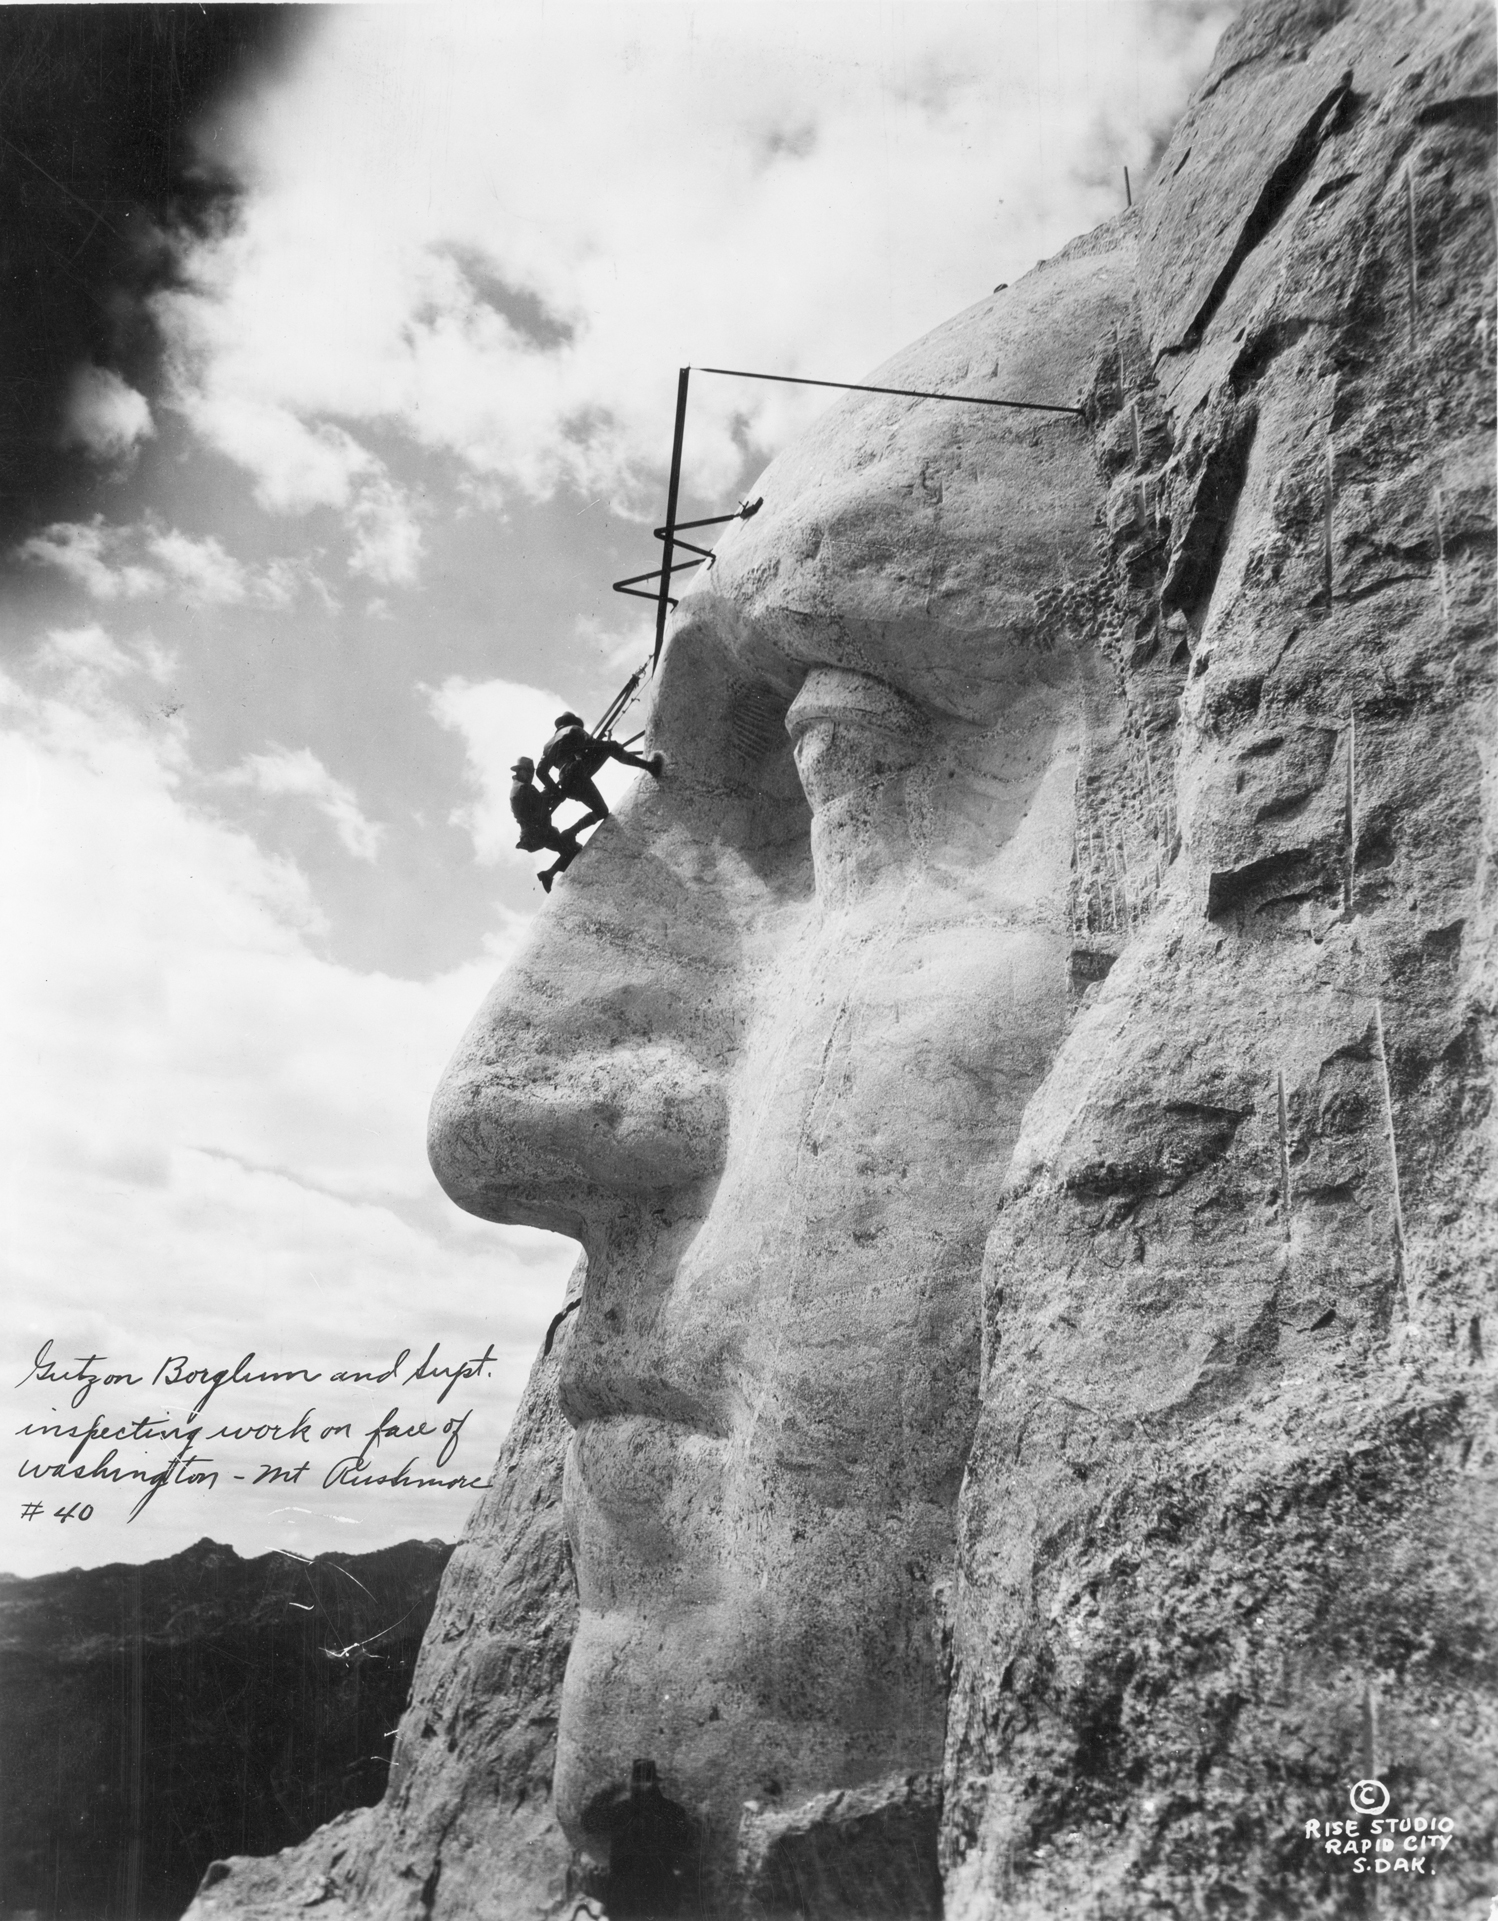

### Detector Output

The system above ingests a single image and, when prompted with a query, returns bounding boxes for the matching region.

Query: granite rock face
[942,4,1498,1914]
[187,3,1496,1916]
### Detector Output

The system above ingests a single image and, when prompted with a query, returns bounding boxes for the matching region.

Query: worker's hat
[554,711,584,729]
[511,756,535,775]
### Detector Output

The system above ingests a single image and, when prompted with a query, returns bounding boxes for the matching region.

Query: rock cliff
[187,2,1496,1916]
[943,6,1498,1914]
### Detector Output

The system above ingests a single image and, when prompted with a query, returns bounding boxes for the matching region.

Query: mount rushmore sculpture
[190,1,1496,1914]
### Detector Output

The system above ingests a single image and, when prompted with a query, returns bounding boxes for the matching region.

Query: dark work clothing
[540,726,613,832]
[557,771,609,819]
[514,728,659,889]
[510,777,578,884]
[539,722,606,786]
[510,778,564,852]
[539,727,660,824]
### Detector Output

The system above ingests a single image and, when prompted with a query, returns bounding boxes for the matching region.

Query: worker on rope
[539,710,664,835]
[509,757,582,894]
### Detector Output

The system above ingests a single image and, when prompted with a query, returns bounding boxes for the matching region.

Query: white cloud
[28,619,174,706]
[19,521,162,601]
[146,527,257,607]
[348,476,425,586]
[576,611,653,674]
[41,623,134,680]
[429,675,569,864]
[429,673,640,864]
[17,515,327,610]
[134,635,178,685]
[178,395,374,513]
[0,669,566,1575]
[224,744,385,860]
[157,3,1226,523]
[60,364,155,464]
[103,380,422,587]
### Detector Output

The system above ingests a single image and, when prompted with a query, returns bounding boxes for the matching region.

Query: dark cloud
[0,4,310,538]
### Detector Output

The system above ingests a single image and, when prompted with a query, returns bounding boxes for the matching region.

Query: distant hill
[0,1535,453,1921]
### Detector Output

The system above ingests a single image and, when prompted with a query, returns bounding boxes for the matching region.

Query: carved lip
[558,1344,733,1441]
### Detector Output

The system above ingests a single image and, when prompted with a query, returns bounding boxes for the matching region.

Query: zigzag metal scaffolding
[599,362,1083,736]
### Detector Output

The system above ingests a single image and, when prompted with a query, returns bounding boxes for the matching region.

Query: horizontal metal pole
[655,511,744,535]
[616,585,682,610]
[612,556,707,591]
[695,364,1082,417]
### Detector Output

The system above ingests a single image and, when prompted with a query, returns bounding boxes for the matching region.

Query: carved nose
[429,1027,727,1237]
[427,879,730,1241]
[427,625,787,1243]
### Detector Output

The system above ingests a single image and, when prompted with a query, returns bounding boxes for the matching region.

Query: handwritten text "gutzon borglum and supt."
[13,1340,499,1523]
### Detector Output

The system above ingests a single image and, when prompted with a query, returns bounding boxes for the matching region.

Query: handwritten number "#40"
[17,1501,92,1521]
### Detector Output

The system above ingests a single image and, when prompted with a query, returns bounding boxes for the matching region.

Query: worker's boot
[647,753,665,777]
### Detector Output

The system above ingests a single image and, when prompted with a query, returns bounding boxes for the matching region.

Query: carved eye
[785,668,928,812]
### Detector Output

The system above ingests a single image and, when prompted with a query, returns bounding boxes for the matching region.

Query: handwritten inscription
[14,1339,498,1523]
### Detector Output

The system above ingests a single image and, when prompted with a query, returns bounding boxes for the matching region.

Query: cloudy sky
[1,0,1226,1579]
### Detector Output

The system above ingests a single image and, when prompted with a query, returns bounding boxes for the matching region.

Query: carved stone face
[429,239,1134,1889]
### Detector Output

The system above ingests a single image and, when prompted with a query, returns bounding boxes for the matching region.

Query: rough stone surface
[943,3,1498,1914]
[186,3,1496,1915]
[737,1775,943,1921]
